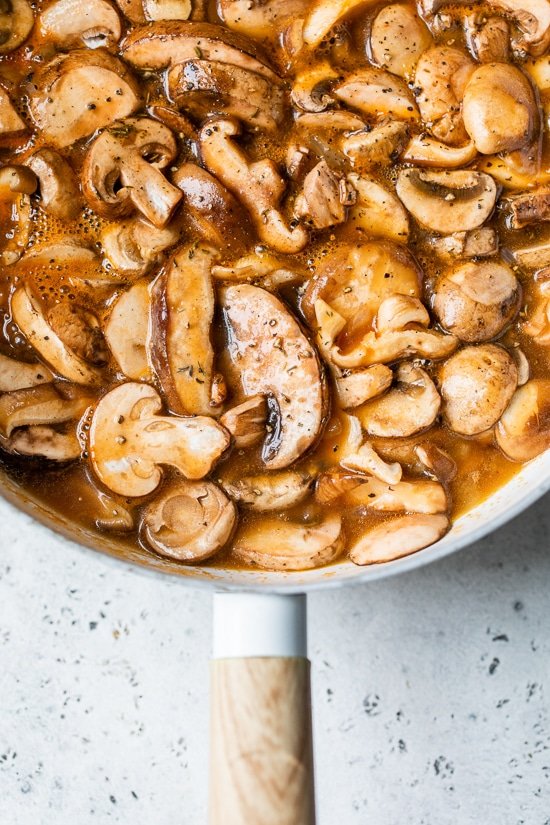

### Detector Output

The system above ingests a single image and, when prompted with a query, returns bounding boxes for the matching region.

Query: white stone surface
[1,493,549,825]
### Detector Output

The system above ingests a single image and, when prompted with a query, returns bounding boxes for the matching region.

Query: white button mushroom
[104,280,152,381]
[219,396,267,448]
[334,68,420,121]
[0,353,53,392]
[414,46,475,145]
[495,379,550,461]
[38,0,122,49]
[350,513,449,565]
[369,3,433,79]
[221,471,312,511]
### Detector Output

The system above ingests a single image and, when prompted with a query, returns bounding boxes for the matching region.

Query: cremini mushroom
[440,344,518,436]
[221,284,328,469]
[142,0,192,21]
[168,60,286,131]
[355,363,440,438]
[341,440,402,485]
[82,117,182,227]
[414,46,474,145]
[38,0,122,49]
[508,239,550,270]
[232,512,344,571]
[347,174,409,242]
[219,395,267,448]
[101,216,179,277]
[495,379,550,461]
[350,513,449,565]
[294,160,356,229]
[0,166,34,265]
[375,295,430,332]
[415,443,457,484]
[490,0,550,57]
[504,187,550,229]
[218,0,307,40]
[346,475,448,514]
[104,280,152,380]
[299,0,377,48]
[342,121,410,166]
[429,228,499,259]
[464,13,510,63]
[433,261,521,342]
[141,479,236,562]
[369,3,433,79]
[211,251,303,291]
[28,50,141,148]
[401,135,478,168]
[334,364,393,409]
[1,424,81,460]
[395,169,498,233]
[199,118,308,254]
[462,64,539,155]
[315,468,363,504]
[290,62,337,112]
[150,244,221,416]
[524,297,550,344]
[26,148,82,221]
[0,86,25,137]
[334,68,419,121]
[222,471,312,511]
[89,382,230,496]
[0,0,33,54]
[0,353,52,392]
[11,285,104,385]
[0,163,36,197]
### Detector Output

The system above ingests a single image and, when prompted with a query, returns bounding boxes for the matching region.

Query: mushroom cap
[414,46,474,145]
[0,0,34,55]
[433,261,521,342]
[219,395,267,448]
[0,86,25,136]
[334,68,420,121]
[141,479,236,562]
[38,0,122,49]
[0,353,53,392]
[440,344,518,436]
[222,471,312,511]
[495,379,550,462]
[350,514,449,565]
[104,279,152,381]
[26,148,83,221]
[347,174,409,242]
[369,3,433,79]
[218,0,308,39]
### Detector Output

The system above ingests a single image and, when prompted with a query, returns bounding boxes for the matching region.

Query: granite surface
[1,492,549,825]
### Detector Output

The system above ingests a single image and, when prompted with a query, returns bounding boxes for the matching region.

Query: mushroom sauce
[1,0,550,569]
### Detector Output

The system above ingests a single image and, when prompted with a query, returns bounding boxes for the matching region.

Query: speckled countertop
[1,493,549,825]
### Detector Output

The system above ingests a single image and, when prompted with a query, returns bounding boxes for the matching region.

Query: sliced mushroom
[350,513,449,565]
[433,261,520,342]
[82,117,182,228]
[334,364,393,409]
[220,395,267,448]
[341,441,402,485]
[0,86,25,137]
[0,163,36,196]
[490,0,550,57]
[101,216,179,276]
[395,169,498,233]
[315,468,363,504]
[11,285,104,385]
[464,13,510,63]
[28,50,141,148]
[508,240,550,269]
[39,0,121,49]
[0,353,52,392]
[495,379,550,461]
[168,60,286,132]
[346,475,448,514]
[150,244,220,416]
[221,284,328,469]
[222,471,312,511]
[172,162,252,255]
[294,160,356,229]
[1,424,81,461]
[415,443,457,484]
[346,174,409,242]
[0,0,33,54]
[0,383,91,436]
[199,118,308,254]
[104,280,151,380]
[113,0,144,21]
[462,64,539,155]
[375,295,430,332]
[369,4,433,79]
[524,297,550,344]
[414,46,475,145]
[147,104,196,138]
[142,0,191,21]
[89,382,230,496]
[429,228,499,259]
[342,121,410,166]
[294,110,366,133]
[232,512,343,571]
[47,303,108,366]
[25,148,82,221]
[401,135,478,168]
[0,170,33,265]
[212,251,303,290]
[300,0,377,47]
[355,363,440,438]
[121,21,279,82]
[141,479,236,562]
[291,62,337,112]
[504,187,550,229]
[440,344,518,435]
[334,68,419,122]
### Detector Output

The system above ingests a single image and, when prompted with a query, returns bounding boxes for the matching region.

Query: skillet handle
[209,593,315,825]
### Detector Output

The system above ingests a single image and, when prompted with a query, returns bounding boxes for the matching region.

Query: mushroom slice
[1,425,81,461]
[433,261,520,343]
[26,149,82,221]
[104,280,151,381]
[335,364,392,409]
[524,297,550,344]
[440,344,518,436]
[429,228,498,260]
[331,325,458,369]
[414,46,474,145]
[0,0,33,54]
[89,382,230,496]
[150,244,220,416]
[220,0,307,38]
[294,110,366,133]
[300,0,377,47]
[347,476,448,514]
[355,363,440,438]
[38,0,121,49]
[82,117,182,228]
[0,164,36,196]
[504,187,550,230]
[113,0,144,21]
[342,121,410,167]
[220,395,267,448]
[172,162,252,255]
[11,286,103,386]
[490,0,550,57]
[0,383,91,436]
[401,135,477,168]
[212,252,303,290]
[141,479,236,562]
[369,4,433,79]
[199,118,308,254]
[0,353,53,392]
[350,513,449,565]
[375,295,430,332]
[315,469,363,504]
[395,169,497,233]
[462,64,539,155]
[294,160,356,229]
[221,284,328,470]
[464,13,510,63]
[415,443,457,484]
[291,62,337,113]
[341,441,402,485]
[28,50,141,149]
[101,217,179,277]
[232,512,343,571]
[0,86,25,136]
[120,21,279,82]
[167,60,286,132]
[142,0,191,21]
[508,240,550,270]
[347,175,409,242]
[495,379,550,461]
[334,68,419,122]
[222,471,312,511]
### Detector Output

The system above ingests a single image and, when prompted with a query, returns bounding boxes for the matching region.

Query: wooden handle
[209,656,315,825]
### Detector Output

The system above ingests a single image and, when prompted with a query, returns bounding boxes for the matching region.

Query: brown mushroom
[0,353,53,392]
[369,4,433,79]
[82,117,182,227]
[89,382,230,496]
[0,0,33,54]
[294,160,356,229]
[342,121,410,166]
[415,443,457,484]
[25,148,82,221]
[0,86,25,137]
[291,62,337,113]
[334,68,420,121]
[1,425,81,461]
[504,187,550,229]
[401,135,478,168]
[490,0,550,57]
[222,471,312,511]
[346,475,448,514]
[334,364,393,410]
[414,46,475,145]
[464,13,510,63]
[142,0,191,21]
[38,0,121,49]
[104,280,152,381]
[100,216,179,277]
[300,0,377,48]
[220,395,267,448]
[495,379,550,461]
[350,513,449,565]
[346,174,409,242]
[341,440,402,485]
[218,0,308,40]
[429,228,499,259]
